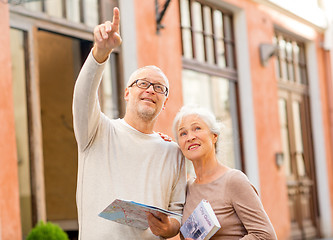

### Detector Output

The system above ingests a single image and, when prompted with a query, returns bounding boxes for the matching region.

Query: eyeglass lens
[135,79,167,94]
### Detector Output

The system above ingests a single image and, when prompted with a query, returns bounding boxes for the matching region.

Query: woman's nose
[186,133,196,142]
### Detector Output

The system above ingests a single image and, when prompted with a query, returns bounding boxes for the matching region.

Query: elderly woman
[172,105,277,240]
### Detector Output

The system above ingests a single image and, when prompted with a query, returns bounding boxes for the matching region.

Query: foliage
[26,221,69,240]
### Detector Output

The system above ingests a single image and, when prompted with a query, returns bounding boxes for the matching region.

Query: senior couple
[73,7,277,240]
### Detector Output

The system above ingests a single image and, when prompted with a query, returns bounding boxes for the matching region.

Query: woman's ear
[213,133,218,144]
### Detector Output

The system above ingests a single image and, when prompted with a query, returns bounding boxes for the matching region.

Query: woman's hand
[157,132,172,142]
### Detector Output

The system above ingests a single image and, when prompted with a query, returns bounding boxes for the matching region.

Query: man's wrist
[92,45,112,63]
[160,219,180,238]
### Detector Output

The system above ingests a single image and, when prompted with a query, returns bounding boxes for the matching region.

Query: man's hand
[92,7,122,63]
[147,212,180,238]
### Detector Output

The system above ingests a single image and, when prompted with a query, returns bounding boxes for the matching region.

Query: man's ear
[162,97,169,110]
[124,88,129,101]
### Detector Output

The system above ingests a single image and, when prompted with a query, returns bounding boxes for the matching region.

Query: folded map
[99,199,182,230]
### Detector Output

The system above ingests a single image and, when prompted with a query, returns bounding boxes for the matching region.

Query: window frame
[180,0,237,76]
[179,0,242,170]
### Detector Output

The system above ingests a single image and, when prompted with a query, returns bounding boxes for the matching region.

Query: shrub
[26,221,69,240]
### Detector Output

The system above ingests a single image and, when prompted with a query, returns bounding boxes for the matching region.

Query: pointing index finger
[112,7,120,32]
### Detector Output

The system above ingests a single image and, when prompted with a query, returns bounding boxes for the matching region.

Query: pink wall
[134,0,184,138]
[0,2,22,240]
[244,2,290,239]
[133,0,333,238]
[1,0,331,239]
[318,38,333,232]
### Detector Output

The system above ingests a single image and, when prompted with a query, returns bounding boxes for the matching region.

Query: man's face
[124,69,168,122]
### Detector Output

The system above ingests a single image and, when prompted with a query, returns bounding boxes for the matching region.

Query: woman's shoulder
[223,169,252,188]
[225,168,248,180]
[225,169,259,195]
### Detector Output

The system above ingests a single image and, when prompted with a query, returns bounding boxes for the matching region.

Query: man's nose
[145,84,155,94]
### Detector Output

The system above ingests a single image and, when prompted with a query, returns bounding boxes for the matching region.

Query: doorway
[278,90,319,239]
[37,30,92,237]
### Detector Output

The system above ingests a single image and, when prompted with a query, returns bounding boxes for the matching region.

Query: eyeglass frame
[128,79,169,96]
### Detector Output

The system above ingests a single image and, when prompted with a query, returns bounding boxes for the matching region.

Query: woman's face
[177,114,217,162]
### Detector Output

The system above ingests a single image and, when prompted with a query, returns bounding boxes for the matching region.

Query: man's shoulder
[156,137,180,150]
[100,115,121,125]
[98,115,125,133]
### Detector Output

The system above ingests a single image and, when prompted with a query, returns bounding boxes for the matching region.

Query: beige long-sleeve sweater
[72,52,186,240]
[182,169,277,240]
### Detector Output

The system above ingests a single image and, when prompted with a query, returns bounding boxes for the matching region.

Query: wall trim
[307,42,332,237]
[233,9,261,192]
[252,0,327,31]
[119,0,138,87]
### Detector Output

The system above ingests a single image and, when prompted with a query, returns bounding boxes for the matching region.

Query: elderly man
[72,7,186,240]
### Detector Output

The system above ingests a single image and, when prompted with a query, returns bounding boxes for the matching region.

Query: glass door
[278,91,319,239]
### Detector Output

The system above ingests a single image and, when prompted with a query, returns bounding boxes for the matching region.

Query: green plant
[26,221,69,240]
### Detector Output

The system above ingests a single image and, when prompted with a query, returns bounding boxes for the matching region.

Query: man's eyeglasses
[129,79,168,96]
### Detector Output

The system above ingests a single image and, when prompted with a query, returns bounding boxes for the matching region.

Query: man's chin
[137,107,157,121]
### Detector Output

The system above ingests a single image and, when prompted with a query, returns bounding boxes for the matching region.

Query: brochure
[180,199,221,240]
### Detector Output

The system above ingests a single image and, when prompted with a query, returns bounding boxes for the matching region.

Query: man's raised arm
[72,7,122,151]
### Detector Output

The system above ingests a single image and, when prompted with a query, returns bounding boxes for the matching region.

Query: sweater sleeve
[227,171,278,240]
[168,151,187,224]
[72,50,108,152]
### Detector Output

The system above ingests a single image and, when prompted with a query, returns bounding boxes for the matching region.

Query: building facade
[0,0,333,239]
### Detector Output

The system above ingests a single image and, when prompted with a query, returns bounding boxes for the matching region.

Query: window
[9,0,99,27]
[274,33,307,85]
[180,0,236,69]
[101,53,122,119]
[179,0,241,171]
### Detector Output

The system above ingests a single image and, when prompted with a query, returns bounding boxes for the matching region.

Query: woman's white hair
[172,105,221,154]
